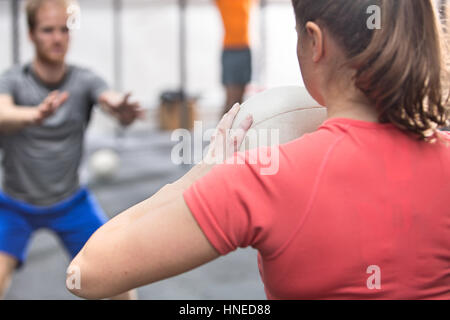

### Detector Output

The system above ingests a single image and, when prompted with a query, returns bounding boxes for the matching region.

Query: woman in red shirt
[67,0,450,299]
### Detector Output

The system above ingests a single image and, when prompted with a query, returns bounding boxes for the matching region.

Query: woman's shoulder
[434,130,450,148]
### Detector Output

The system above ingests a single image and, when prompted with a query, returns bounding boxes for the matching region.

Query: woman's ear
[305,21,324,63]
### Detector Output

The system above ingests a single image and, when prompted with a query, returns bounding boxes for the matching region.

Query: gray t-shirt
[0,63,109,206]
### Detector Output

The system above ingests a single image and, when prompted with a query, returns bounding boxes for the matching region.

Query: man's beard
[36,47,67,66]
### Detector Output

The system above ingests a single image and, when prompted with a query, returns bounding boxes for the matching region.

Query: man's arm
[98,91,145,126]
[0,92,68,134]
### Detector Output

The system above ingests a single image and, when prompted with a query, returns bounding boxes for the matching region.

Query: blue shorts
[0,187,108,268]
[221,48,252,86]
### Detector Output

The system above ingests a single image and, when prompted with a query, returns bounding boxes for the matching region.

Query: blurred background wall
[0,0,303,133]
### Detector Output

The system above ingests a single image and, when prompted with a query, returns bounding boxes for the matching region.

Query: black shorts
[221,48,252,86]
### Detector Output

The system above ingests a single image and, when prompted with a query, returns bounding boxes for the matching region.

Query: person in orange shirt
[215,0,255,116]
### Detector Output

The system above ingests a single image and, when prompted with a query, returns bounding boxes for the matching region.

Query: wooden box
[159,98,197,131]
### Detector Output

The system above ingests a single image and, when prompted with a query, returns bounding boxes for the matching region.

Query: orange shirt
[216,0,254,48]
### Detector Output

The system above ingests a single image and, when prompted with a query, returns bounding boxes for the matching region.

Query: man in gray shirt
[0,0,142,299]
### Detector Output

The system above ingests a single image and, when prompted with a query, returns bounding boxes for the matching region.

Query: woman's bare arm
[67,104,253,299]
[68,190,219,300]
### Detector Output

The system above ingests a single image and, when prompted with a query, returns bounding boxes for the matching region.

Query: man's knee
[0,253,18,299]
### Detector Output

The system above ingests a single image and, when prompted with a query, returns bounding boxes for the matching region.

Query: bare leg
[0,253,18,299]
[222,85,246,117]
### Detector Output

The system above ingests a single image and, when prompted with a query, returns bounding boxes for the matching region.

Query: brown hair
[292,0,450,142]
[26,0,72,31]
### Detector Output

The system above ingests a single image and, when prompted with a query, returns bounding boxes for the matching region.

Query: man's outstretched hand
[99,91,145,126]
[30,91,69,125]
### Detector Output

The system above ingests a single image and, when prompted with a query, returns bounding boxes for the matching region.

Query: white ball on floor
[89,148,120,180]
[231,86,327,151]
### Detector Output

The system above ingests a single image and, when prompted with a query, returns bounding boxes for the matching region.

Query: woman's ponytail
[292,0,450,141]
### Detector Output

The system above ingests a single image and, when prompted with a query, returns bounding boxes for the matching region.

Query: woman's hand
[204,103,253,165]
[174,103,253,191]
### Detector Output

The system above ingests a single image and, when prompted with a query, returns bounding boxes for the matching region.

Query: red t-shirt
[183,118,450,299]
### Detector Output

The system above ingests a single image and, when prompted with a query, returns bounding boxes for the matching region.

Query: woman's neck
[322,75,380,123]
[326,101,380,122]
